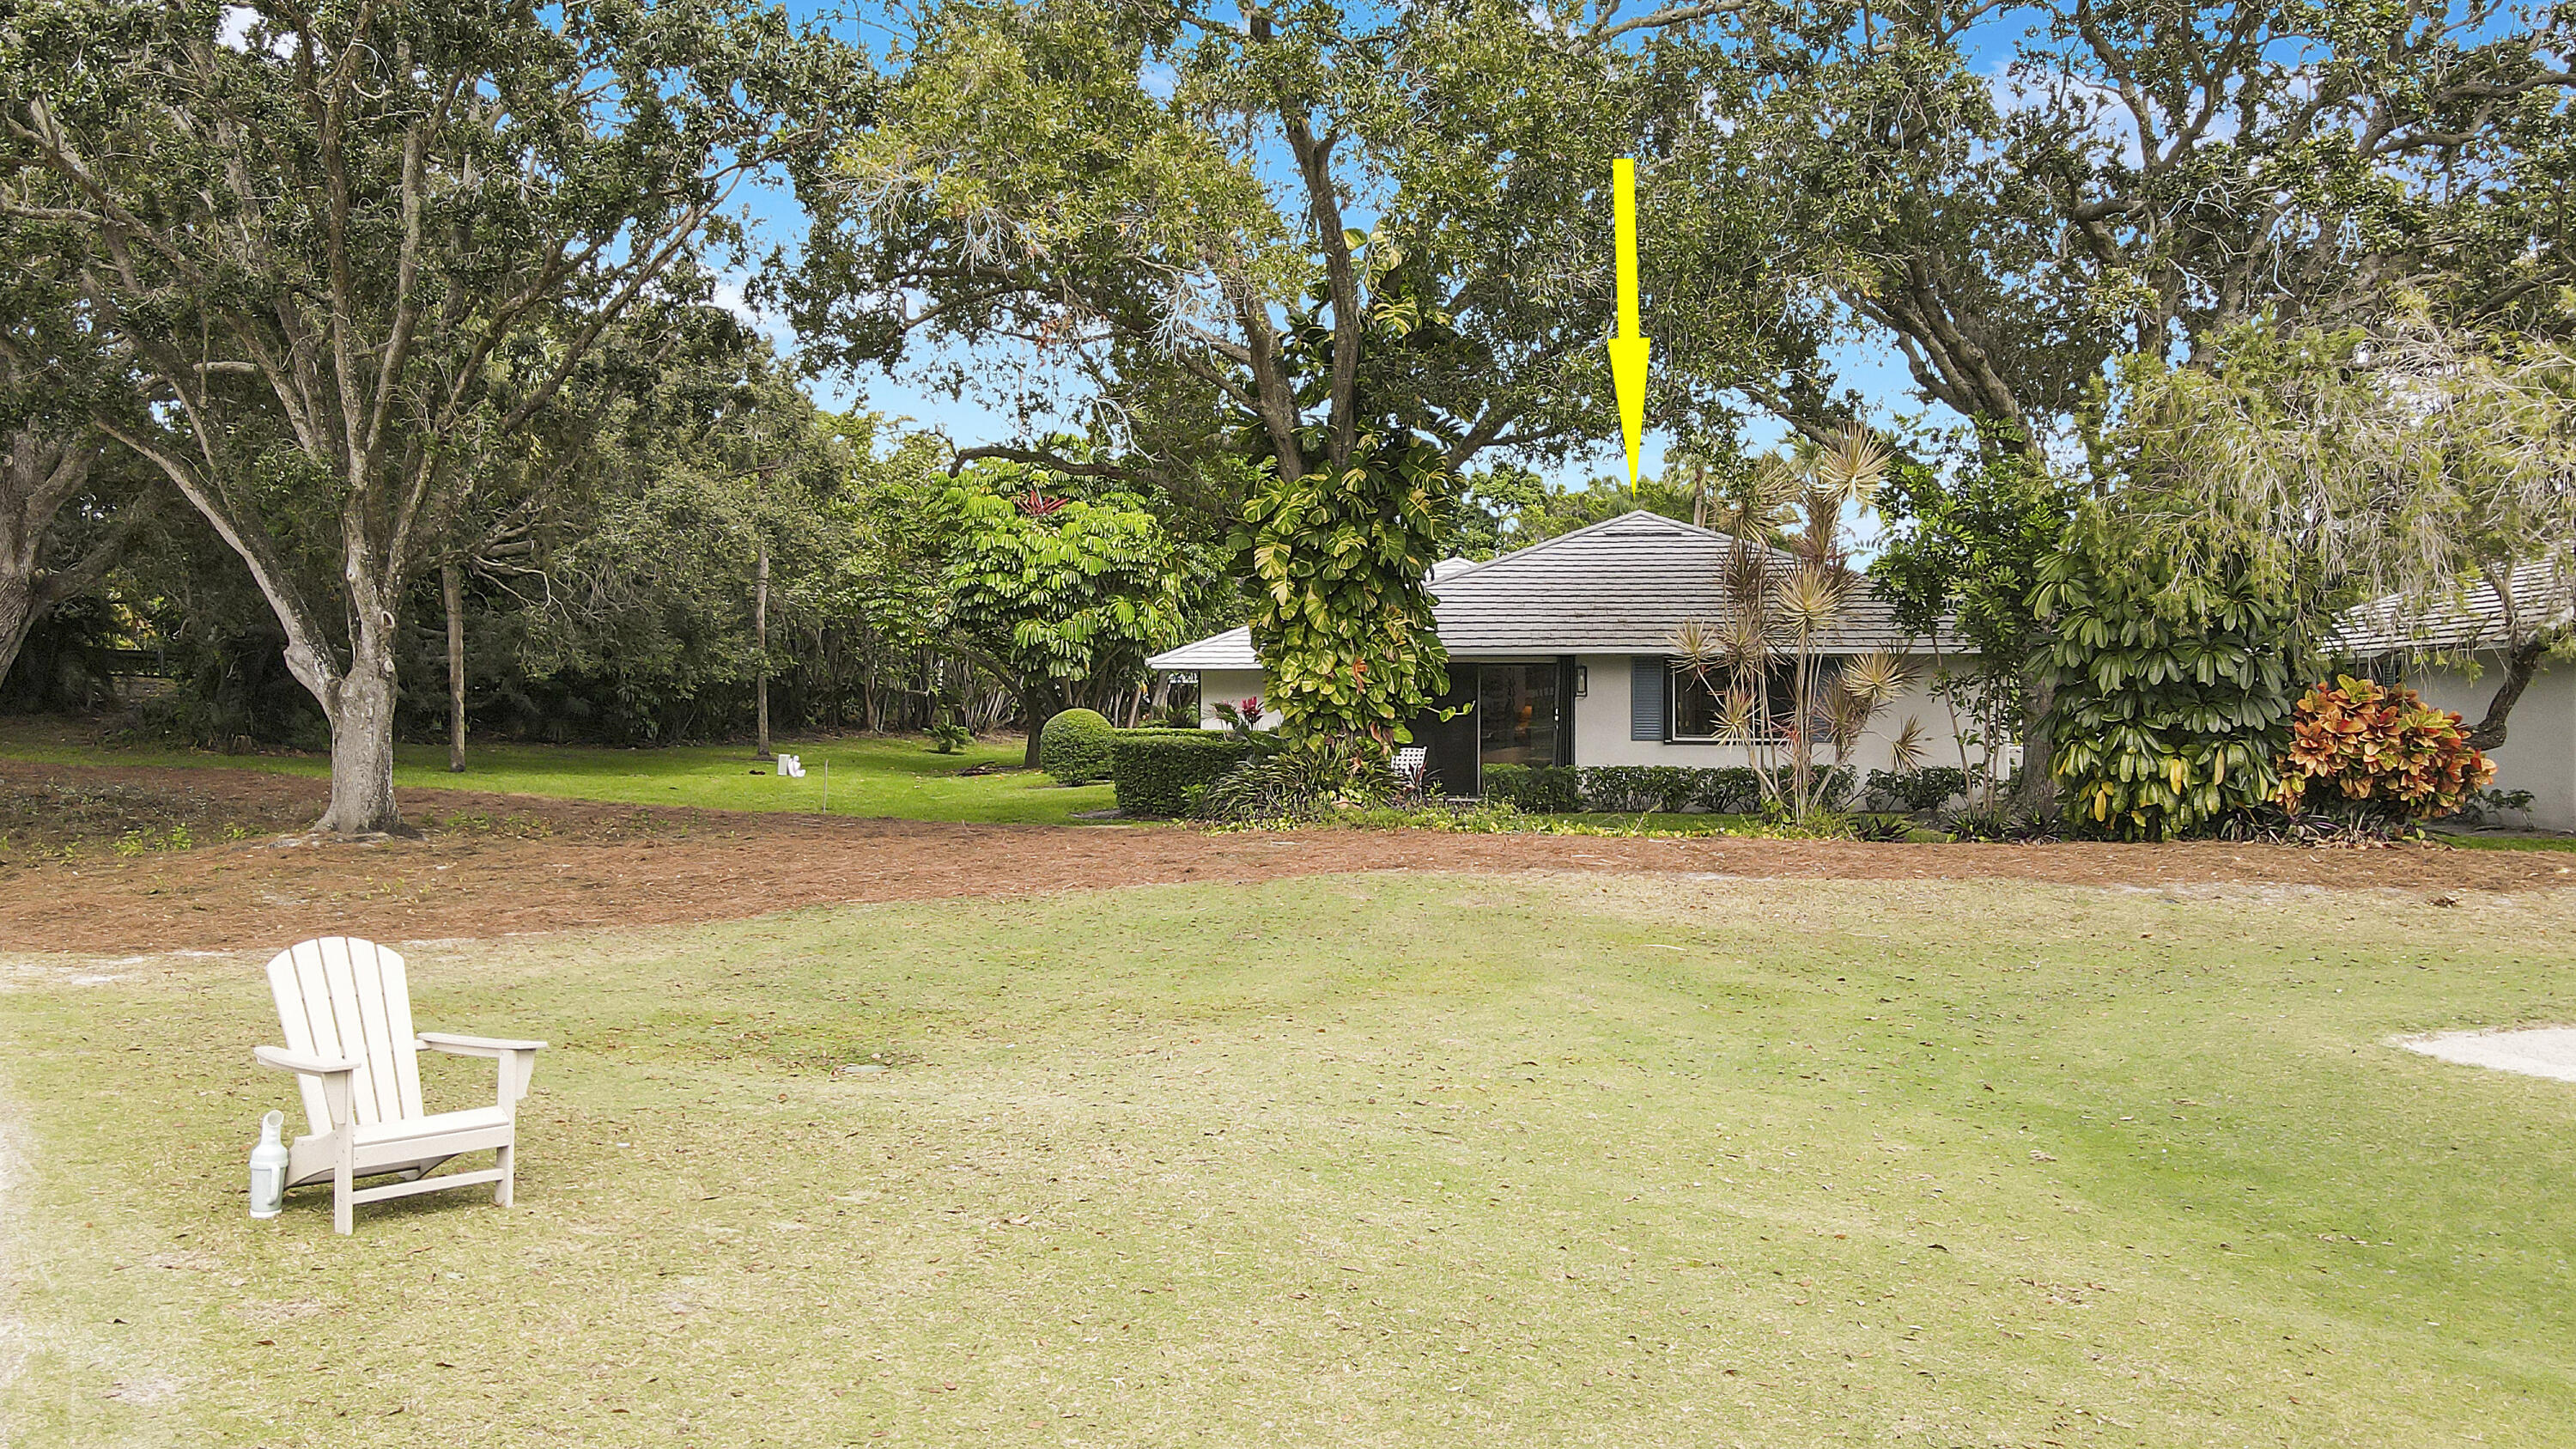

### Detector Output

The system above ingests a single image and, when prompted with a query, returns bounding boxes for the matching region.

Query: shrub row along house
[1148,511,1987,796]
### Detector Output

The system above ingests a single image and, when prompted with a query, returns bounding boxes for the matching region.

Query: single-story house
[1147,510,1987,795]
[2338,559,2576,831]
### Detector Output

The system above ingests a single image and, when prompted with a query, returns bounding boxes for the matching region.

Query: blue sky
[730,2,2023,490]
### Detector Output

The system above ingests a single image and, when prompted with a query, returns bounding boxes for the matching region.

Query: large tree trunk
[2011,667,2057,819]
[1019,679,1070,767]
[2467,640,2547,752]
[0,430,99,689]
[0,571,34,694]
[442,562,467,773]
[316,623,408,836]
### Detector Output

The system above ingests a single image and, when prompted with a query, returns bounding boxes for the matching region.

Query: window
[1669,661,1824,743]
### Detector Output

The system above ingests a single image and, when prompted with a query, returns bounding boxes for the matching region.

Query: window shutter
[1630,657,1665,741]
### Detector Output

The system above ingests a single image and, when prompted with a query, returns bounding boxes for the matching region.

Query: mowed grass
[0,719,1115,825]
[5,874,2575,1446]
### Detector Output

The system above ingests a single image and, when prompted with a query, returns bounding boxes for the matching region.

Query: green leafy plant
[2447,786,2537,827]
[1208,697,1269,740]
[943,478,1188,766]
[2035,513,2299,841]
[1038,709,1118,784]
[1576,766,1703,813]
[2276,676,2494,826]
[1481,764,1583,813]
[1196,737,1393,825]
[1686,767,1766,814]
[1863,766,1967,816]
[1230,261,1462,781]
[1109,731,1258,819]
[927,721,974,754]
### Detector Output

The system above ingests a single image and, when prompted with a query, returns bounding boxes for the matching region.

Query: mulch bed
[2,759,2568,955]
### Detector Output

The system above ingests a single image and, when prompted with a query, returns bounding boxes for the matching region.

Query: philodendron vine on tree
[1230,261,1465,772]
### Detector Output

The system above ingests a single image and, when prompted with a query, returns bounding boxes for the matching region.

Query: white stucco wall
[1194,669,1281,730]
[2398,656,2575,831]
[1566,653,2003,778]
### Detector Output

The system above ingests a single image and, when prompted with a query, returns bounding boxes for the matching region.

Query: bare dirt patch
[2400,1026,2576,1082]
[3,759,2571,953]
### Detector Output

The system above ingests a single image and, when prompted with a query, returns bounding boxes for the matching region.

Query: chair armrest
[420,1032,544,1106]
[254,1045,363,1076]
[416,1032,548,1056]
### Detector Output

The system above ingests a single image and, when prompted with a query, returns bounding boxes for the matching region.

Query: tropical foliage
[2276,676,2494,825]
[3,0,2570,842]
[1672,427,1912,823]
[2036,514,2300,842]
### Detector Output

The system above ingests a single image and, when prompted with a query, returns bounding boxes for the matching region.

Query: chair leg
[332,1154,355,1236]
[494,1142,514,1207]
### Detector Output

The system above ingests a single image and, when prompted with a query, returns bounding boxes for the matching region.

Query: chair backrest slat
[377,947,424,1118]
[265,937,424,1135]
[268,941,332,1132]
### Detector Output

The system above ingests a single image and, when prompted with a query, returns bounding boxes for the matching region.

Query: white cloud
[713,277,798,357]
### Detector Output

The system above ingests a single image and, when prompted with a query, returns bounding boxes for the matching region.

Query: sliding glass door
[1477,663,1562,770]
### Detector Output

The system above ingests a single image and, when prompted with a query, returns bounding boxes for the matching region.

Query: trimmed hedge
[1862,765,1966,814]
[1481,764,1582,813]
[1110,730,1257,817]
[1039,709,1117,783]
[1479,763,1854,814]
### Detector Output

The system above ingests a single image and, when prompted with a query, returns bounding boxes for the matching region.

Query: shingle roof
[1149,626,1259,671]
[2335,557,2576,654]
[1147,511,1962,672]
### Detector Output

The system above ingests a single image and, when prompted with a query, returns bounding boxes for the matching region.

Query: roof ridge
[1440,509,1739,582]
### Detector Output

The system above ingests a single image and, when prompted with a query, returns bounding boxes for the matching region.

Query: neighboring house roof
[2335,557,2576,654]
[1147,510,1960,672]
[1150,626,1260,672]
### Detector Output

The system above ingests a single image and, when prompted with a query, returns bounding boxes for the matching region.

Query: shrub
[927,721,973,754]
[1691,766,1765,814]
[1483,764,1582,813]
[1109,730,1256,817]
[2275,675,2493,825]
[1039,709,1117,783]
[2447,786,2536,826]
[1196,737,1390,823]
[2036,520,2296,841]
[1863,765,1966,814]
[1577,765,1701,813]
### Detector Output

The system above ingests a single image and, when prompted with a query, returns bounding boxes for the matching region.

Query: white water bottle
[248,1111,288,1220]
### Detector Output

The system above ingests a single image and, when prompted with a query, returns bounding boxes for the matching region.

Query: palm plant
[1673,425,1911,825]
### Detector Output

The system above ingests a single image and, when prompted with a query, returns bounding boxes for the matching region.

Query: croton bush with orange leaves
[2275,675,2494,823]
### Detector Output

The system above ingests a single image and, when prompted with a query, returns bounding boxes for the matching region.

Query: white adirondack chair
[252,936,544,1234]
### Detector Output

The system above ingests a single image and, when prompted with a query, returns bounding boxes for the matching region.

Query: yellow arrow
[1606,156,1650,491]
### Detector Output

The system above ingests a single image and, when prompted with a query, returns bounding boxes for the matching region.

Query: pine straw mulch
[2,759,2568,955]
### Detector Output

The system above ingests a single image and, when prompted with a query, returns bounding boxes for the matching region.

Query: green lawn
[2431,831,2576,852]
[0,720,1116,825]
[5,874,2573,1445]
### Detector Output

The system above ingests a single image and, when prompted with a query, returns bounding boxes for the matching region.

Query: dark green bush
[1039,709,1118,783]
[1862,766,1967,814]
[1577,765,1701,813]
[1689,766,1765,814]
[1483,764,1582,813]
[1110,730,1256,817]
